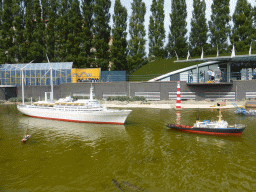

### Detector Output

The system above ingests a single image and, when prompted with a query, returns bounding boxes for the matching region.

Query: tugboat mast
[217,110,222,122]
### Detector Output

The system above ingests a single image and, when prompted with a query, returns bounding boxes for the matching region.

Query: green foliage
[190,0,209,57]
[208,0,231,53]
[8,97,32,102]
[106,96,145,101]
[128,0,147,72]
[55,0,69,62]
[111,0,128,71]
[10,0,24,63]
[66,0,83,68]
[148,0,166,59]
[92,0,111,70]
[80,0,94,68]
[20,0,33,63]
[107,96,130,101]
[29,0,46,63]
[166,0,187,59]
[44,0,58,62]
[129,58,196,81]
[130,96,146,101]
[231,0,254,52]
[72,96,89,100]
[1,0,14,63]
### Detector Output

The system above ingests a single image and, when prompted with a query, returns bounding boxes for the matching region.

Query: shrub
[130,96,146,101]
[8,97,31,102]
[106,96,114,101]
[73,96,89,100]
[106,96,146,101]
[116,96,130,101]
[106,96,130,101]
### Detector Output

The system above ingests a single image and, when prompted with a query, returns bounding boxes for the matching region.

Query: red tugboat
[167,110,246,136]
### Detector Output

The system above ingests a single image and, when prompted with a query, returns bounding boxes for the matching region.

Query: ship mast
[217,110,222,122]
[46,55,53,101]
[89,82,93,100]
[21,60,33,105]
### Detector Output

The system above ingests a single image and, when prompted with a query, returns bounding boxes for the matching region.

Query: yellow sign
[72,68,101,83]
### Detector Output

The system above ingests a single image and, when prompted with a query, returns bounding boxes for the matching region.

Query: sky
[109,0,256,56]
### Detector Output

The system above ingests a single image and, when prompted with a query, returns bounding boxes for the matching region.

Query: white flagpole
[231,45,235,57]
[249,43,252,55]
[201,48,204,59]
[22,69,24,105]
[174,50,179,60]
[217,45,219,57]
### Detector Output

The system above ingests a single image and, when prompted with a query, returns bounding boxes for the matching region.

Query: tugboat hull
[166,124,246,136]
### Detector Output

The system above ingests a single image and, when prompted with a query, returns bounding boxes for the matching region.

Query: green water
[1,105,256,192]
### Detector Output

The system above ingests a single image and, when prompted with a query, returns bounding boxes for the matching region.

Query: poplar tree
[1,0,14,63]
[92,0,111,70]
[20,0,33,63]
[148,0,165,59]
[254,6,256,47]
[65,0,83,68]
[0,0,2,28]
[208,0,231,53]
[80,0,94,68]
[127,0,146,71]
[231,0,253,52]
[190,0,208,56]
[43,0,58,61]
[111,0,128,71]
[166,0,187,58]
[28,0,46,63]
[0,0,4,63]
[55,0,70,62]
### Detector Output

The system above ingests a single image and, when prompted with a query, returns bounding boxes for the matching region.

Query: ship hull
[166,124,245,136]
[17,105,132,125]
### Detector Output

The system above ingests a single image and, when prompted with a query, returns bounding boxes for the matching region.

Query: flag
[217,45,219,57]
[231,45,235,57]
[249,43,252,55]
[187,51,190,60]
[201,48,204,59]
[174,50,179,60]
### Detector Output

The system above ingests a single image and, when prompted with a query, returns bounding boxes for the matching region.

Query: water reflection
[18,117,128,144]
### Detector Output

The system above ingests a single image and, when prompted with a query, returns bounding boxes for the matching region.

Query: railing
[135,92,160,100]
[184,71,255,83]
[73,93,95,98]
[25,104,103,112]
[205,92,235,100]
[169,92,196,100]
[246,92,256,99]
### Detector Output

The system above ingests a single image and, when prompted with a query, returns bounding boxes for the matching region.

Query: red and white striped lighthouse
[176,81,182,110]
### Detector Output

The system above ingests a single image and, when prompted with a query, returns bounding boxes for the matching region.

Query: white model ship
[17,86,132,125]
[17,61,132,125]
